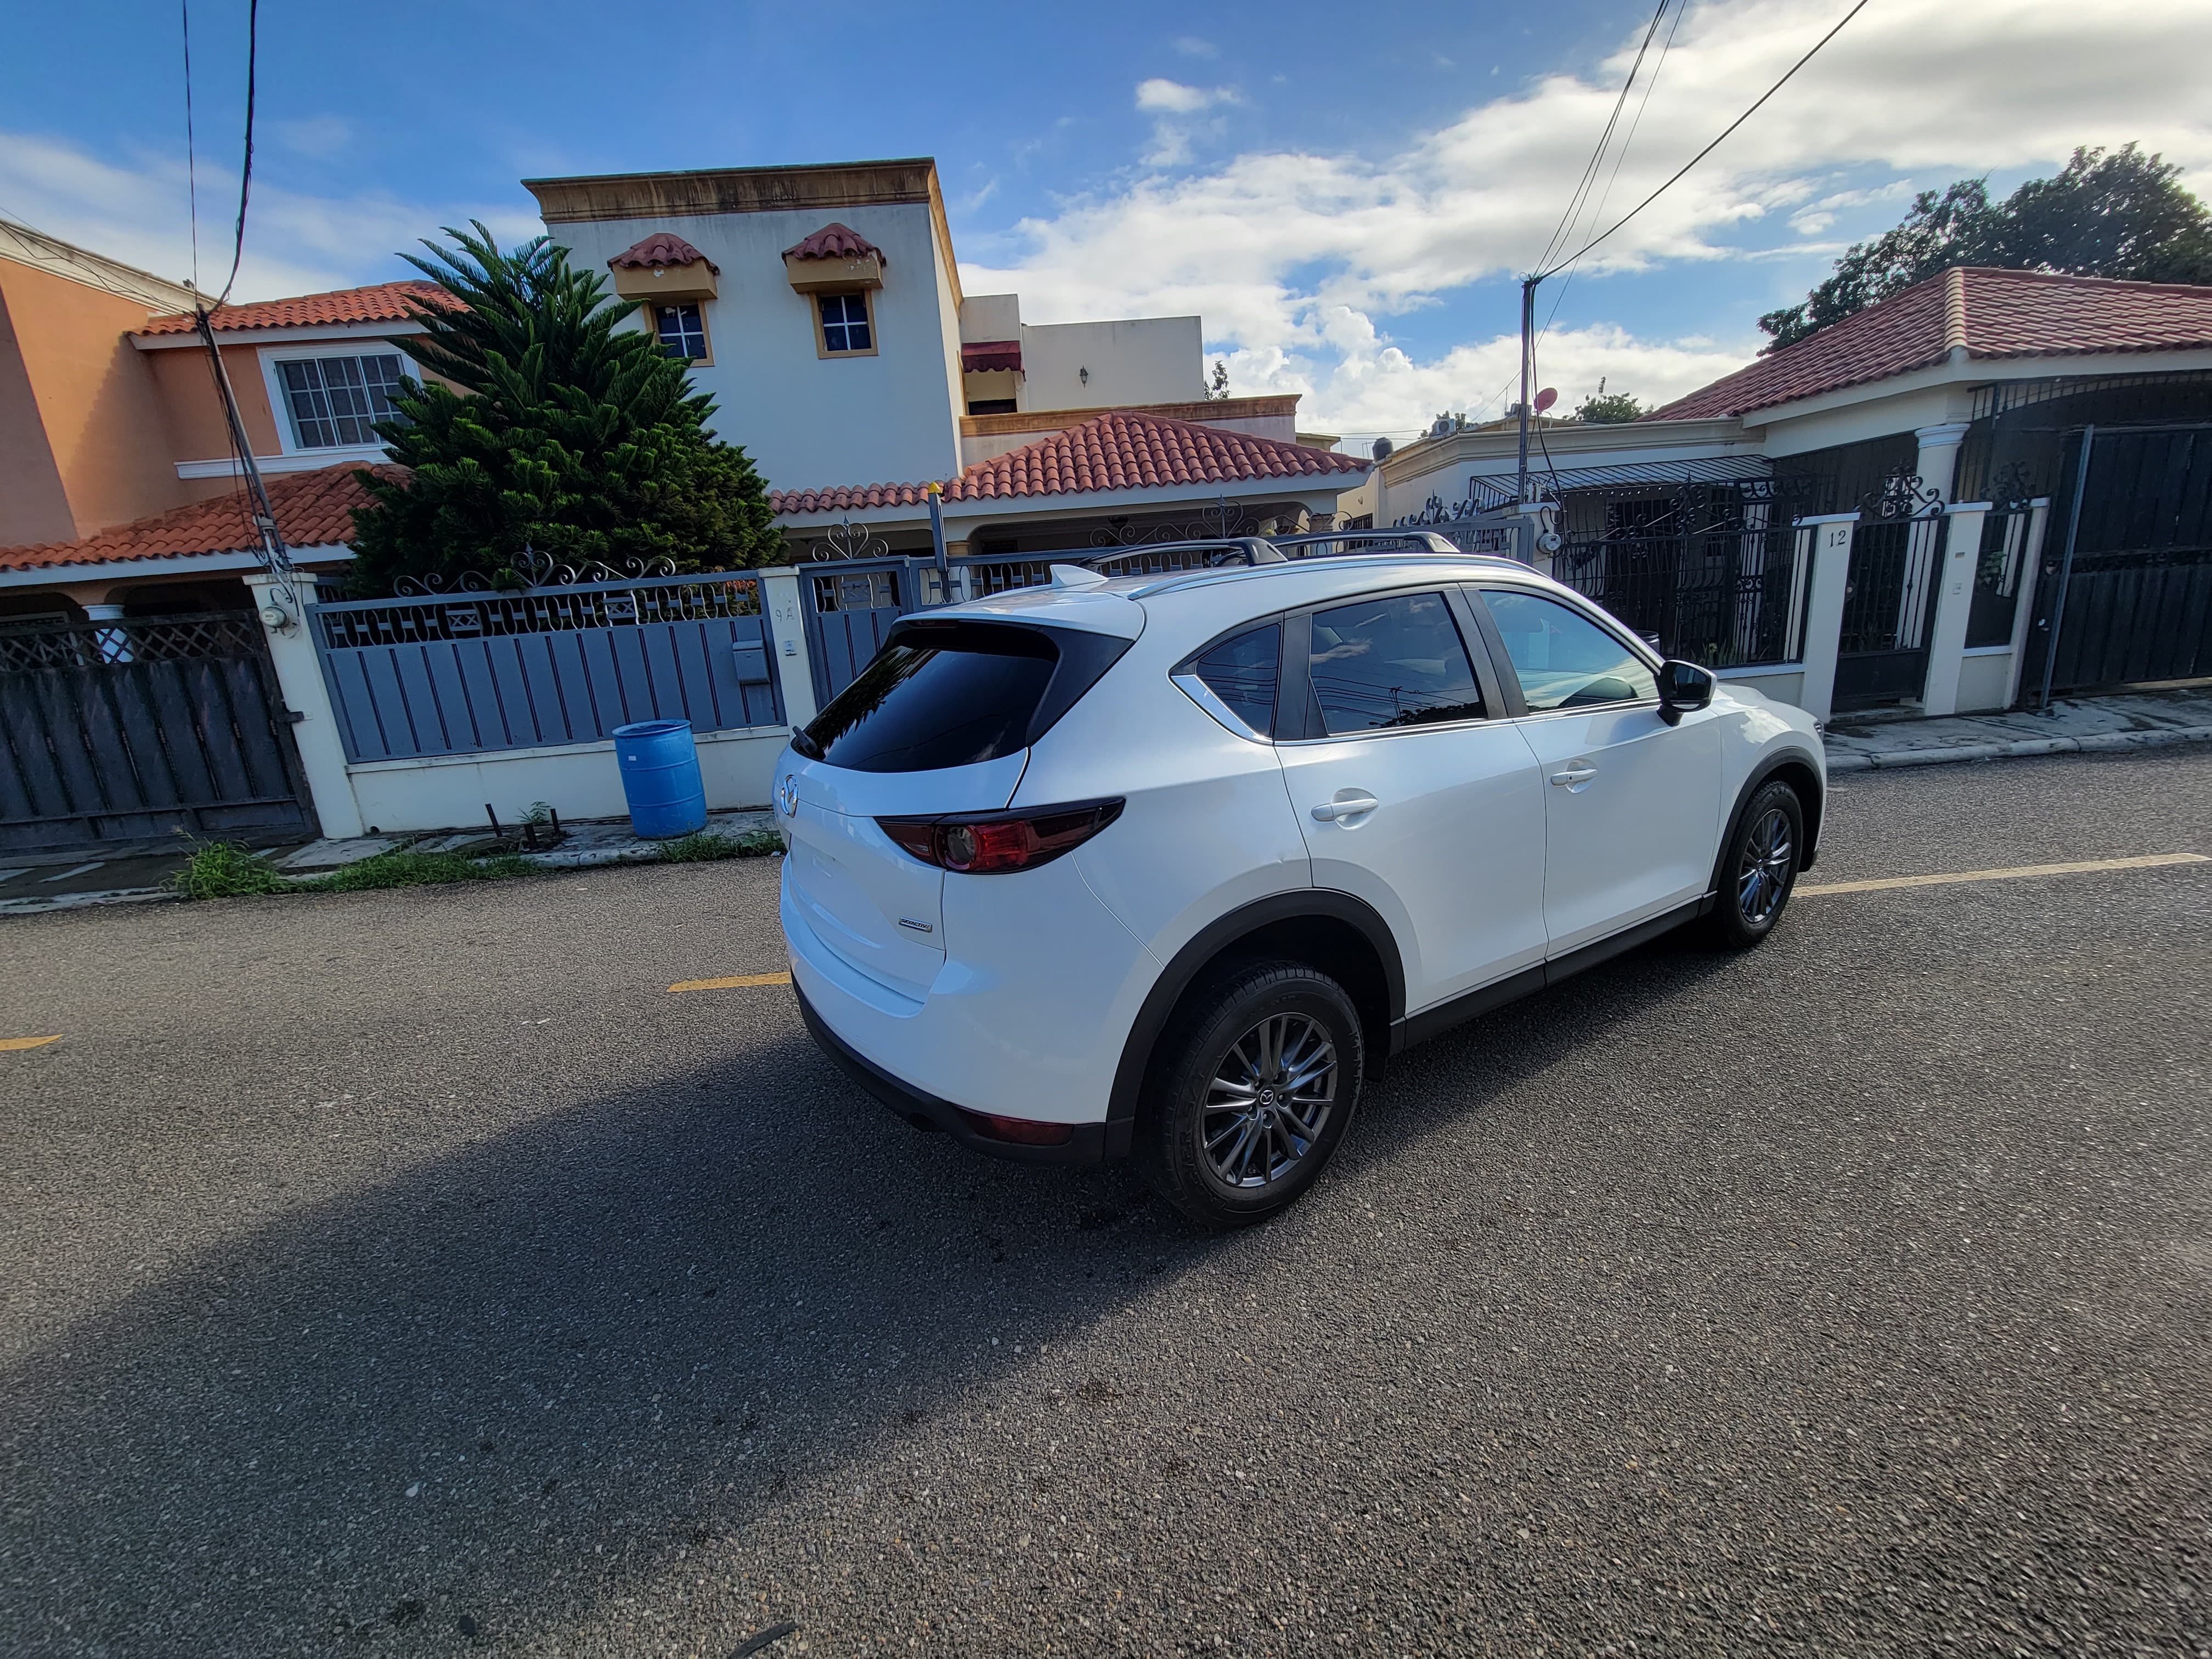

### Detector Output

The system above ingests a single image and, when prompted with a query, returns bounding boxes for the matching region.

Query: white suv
[777,541,1825,1227]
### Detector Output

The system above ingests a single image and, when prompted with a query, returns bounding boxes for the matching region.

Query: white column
[1919,503,1989,718]
[2002,498,2053,708]
[1794,512,1860,724]
[1914,420,1972,502]
[245,571,365,840]
[759,567,818,728]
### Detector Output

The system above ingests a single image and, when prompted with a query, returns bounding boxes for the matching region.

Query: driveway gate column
[1920,502,1990,718]
[1795,511,1860,724]
[247,571,364,840]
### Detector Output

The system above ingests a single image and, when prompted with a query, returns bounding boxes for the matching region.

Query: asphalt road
[4,749,2209,1657]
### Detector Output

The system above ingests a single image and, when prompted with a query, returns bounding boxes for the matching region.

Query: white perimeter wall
[550,202,963,494]
[345,727,789,836]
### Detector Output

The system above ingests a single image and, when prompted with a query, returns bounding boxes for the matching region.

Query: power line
[1539,0,1685,343]
[215,0,259,306]
[1536,0,1671,280]
[1537,0,1870,280]
[180,0,199,291]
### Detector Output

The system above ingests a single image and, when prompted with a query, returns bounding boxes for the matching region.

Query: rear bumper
[794,979,1118,1166]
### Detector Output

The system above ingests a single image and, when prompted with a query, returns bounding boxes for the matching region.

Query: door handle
[1311,792,1380,822]
[1549,764,1598,788]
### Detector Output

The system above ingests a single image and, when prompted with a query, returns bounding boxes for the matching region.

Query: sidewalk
[0,810,777,917]
[1821,685,2212,773]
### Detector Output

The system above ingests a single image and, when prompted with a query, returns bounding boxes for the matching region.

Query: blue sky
[5,0,2210,441]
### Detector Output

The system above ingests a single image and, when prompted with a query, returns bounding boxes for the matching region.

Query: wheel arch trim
[1712,746,1825,897]
[1107,888,1405,1128]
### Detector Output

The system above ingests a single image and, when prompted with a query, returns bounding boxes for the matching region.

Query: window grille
[819,292,872,353]
[278,354,404,448]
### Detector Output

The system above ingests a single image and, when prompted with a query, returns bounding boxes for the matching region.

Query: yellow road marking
[1798,851,2209,898]
[1,1034,62,1051]
[669,972,792,992]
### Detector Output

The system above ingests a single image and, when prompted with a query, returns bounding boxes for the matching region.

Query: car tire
[1136,960,1365,1229]
[1708,779,1805,949]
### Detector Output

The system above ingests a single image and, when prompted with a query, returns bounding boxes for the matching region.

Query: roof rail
[1269,528,1463,556]
[1074,537,1285,575]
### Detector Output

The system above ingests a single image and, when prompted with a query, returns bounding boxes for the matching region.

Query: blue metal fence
[312,574,781,764]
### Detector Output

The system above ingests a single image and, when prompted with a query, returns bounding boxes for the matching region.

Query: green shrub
[657,828,783,862]
[171,842,295,900]
[306,848,536,893]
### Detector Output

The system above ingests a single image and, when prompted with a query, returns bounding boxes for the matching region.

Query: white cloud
[1134,78,1235,114]
[0,128,540,300]
[1172,36,1218,59]
[974,0,2212,433]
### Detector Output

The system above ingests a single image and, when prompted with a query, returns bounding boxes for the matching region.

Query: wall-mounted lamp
[1079,365,1090,387]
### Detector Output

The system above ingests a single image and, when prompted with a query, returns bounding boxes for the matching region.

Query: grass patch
[306,848,537,892]
[171,841,294,899]
[656,828,783,862]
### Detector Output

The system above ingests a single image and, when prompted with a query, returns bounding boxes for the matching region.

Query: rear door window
[802,620,1126,774]
[1304,591,1486,736]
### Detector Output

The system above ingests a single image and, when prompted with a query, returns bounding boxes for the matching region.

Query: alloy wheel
[1202,1013,1339,1189]
[1736,805,1796,926]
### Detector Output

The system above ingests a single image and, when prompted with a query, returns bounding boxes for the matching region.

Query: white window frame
[256,342,412,460]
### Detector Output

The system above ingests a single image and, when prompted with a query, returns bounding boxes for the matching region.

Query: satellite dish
[1533,387,1559,415]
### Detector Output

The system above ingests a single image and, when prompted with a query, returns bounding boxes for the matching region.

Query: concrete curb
[1826,724,2212,774]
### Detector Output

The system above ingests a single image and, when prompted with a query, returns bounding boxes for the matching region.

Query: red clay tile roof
[770,409,1368,515]
[1651,267,2212,421]
[610,232,718,273]
[0,465,396,573]
[134,281,455,337]
[782,222,885,264]
[961,340,1023,374]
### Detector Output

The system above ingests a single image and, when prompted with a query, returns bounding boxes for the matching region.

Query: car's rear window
[801,620,1128,774]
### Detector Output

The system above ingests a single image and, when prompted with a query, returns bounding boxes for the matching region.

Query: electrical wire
[1538,0,1870,280]
[1536,0,1671,280]
[180,0,199,291]
[1539,0,1685,343]
[213,0,258,307]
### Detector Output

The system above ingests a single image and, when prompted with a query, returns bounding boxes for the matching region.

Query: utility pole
[1515,275,1537,505]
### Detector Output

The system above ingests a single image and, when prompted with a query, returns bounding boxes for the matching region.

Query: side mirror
[1657,659,1716,725]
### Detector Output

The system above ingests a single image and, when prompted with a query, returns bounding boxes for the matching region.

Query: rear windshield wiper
[789,726,824,760]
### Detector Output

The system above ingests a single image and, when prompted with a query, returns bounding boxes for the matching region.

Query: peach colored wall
[0,258,188,540]
[148,341,283,465]
[0,285,77,546]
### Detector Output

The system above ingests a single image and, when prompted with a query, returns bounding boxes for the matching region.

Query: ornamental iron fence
[1547,477,1820,669]
[312,573,779,764]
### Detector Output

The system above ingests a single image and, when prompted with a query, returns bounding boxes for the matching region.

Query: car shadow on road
[1,929,1740,1656]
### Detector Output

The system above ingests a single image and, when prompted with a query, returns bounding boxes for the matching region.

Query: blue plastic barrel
[613,719,708,838]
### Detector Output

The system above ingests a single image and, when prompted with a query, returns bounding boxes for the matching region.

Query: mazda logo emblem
[777,774,799,816]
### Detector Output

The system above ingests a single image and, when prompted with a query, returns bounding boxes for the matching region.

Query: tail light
[877,798,1124,874]
[958,1108,1074,1147]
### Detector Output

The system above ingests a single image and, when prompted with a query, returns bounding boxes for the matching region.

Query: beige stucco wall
[543,199,966,494]
[0,258,188,544]
[1021,317,1204,412]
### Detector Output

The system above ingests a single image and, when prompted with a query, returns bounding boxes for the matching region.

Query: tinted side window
[1482,590,1658,712]
[1190,623,1280,735]
[1305,591,1485,736]
[803,621,1127,773]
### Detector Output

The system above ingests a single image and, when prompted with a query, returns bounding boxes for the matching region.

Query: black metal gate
[1550,477,1821,669]
[0,613,314,855]
[2019,424,2212,700]
[1833,477,1946,710]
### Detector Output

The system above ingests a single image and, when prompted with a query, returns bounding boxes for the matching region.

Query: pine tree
[348,223,781,594]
